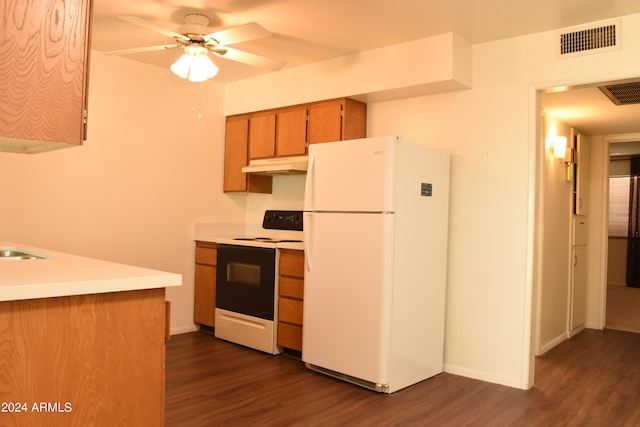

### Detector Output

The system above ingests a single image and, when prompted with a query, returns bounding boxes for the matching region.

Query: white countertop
[194,222,305,251]
[0,242,182,302]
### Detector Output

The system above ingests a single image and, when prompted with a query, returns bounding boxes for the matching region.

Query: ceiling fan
[103,14,284,81]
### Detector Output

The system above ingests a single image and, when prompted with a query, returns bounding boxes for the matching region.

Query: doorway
[535,78,640,357]
[603,139,640,333]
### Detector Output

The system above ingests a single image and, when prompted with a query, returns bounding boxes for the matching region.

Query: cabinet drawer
[279,249,304,277]
[279,298,303,325]
[277,323,302,351]
[195,243,217,265]
[279,276,303,299]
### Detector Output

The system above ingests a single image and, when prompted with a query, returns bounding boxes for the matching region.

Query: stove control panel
[262,210,303,231]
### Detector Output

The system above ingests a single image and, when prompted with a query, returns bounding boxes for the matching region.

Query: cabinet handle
[574,255,578,267]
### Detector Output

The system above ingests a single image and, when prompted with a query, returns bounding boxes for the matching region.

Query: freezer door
[304,136,397,212]
[302,211,394,385]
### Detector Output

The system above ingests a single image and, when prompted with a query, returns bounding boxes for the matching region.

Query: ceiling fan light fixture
[170,53,193,79]
[188,54,218,82]
[170,44,218,82]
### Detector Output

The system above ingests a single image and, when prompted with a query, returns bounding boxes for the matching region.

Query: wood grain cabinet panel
[276,108,308,157]
[0,288,166,426]
[308,98,367,145]
[0,0,93,147]
[249,113,276,159]
[222,98,366,190]
[277,249,305,352]
[223,115,272,194]
[194,242,217,329]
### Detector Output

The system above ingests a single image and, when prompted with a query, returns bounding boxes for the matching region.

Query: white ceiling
[91,0,640,136]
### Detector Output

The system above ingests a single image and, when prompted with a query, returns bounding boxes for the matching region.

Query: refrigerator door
[302,211,394,386]
[304,136,397,213]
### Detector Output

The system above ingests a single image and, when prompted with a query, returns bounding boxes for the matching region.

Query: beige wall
[229,13,640,389]
[536,113,574,354]
[3,12,640,391]
[0,53,238,333]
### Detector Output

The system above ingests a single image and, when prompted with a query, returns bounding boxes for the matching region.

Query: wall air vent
[599,81,640,106]
[557,19,620,58]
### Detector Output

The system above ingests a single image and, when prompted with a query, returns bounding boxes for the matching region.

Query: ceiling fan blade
[205,22,271,46]
[215,47,284,71]
[99,45,180,56]
[119,16,190,42]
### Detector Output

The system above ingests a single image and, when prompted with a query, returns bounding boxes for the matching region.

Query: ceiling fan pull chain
[198,82,203,120]
[189,81,204,120]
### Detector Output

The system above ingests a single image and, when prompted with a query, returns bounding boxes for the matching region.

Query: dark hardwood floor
[166,329,640,426]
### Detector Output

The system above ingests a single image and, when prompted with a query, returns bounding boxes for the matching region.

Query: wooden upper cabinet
[308,98,367,145]
[249,113,276,159]
[276,108,308,157]
[0,0,93,148]
[223,116,273,194]
[308,101,343,144]
[222,98,365,193]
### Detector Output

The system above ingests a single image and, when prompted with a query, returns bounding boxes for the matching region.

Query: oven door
[216,245,276,320]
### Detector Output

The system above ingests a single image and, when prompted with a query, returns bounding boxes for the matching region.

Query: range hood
[242,156,308,175]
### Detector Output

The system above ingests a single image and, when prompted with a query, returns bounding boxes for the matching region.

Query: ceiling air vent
[599,81,640,106]
[557,19,620,58]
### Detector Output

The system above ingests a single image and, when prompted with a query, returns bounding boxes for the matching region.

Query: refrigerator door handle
[304,154,315,211]
[303,212,313,272]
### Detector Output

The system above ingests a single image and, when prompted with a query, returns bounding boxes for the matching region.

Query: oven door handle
[303,212,313,272]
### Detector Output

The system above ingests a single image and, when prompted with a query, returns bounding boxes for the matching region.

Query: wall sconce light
[551,136,567,159]
[548,135,574,182]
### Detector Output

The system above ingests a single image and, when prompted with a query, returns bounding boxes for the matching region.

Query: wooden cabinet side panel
[0,0,92,145]
[342,98,367,140]
[276,108,308,156]
[194,263,216,327]
[308,101,343,144]
[0,289,165,426]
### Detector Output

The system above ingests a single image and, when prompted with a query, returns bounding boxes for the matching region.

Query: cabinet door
[276,108,308,156]
[249,113,276,159]
[308,101,343,144]
[224,117,250,192]
[194,264,216,327]
[570,246,588,332]
[223,116,272,193]
[0,0,92,146]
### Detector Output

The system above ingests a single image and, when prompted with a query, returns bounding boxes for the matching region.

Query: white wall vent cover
[556,19,620,58]
[599,81,640,105]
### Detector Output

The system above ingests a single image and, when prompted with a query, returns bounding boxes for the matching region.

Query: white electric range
[212,210,303,354]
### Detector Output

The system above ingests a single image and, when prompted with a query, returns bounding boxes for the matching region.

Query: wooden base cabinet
[277,249,305,351]
[194,242,217,329]
[0,288,167,426]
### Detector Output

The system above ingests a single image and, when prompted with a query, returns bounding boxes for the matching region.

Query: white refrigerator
[302,136,450,393]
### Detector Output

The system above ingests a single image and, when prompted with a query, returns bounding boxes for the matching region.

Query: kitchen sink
[0,249,47,260]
